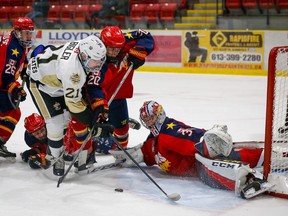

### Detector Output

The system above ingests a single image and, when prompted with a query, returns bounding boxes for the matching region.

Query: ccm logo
[212,161,242,169]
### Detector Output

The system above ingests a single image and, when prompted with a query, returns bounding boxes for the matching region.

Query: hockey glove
[203,124,233,158]
[109,143,144,167]
[93,122,114,138]
[91,98,109,122]
[127,46,147,70]
[28,153,47,169]
[21,149,38,162]
[8,82,27,104]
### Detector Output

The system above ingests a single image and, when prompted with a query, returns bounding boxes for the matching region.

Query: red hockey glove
[8,82,27,104]
[128,46,147,70]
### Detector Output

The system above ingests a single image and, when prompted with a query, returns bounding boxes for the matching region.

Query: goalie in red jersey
[110,101,273,199]
[0,17,35,161]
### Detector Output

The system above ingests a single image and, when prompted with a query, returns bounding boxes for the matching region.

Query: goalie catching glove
[196,124,233,158]
[109,143,144,167]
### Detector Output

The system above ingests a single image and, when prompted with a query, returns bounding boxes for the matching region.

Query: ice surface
[1,72,288,216]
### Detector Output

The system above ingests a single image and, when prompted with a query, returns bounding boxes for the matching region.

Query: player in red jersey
[0,17,35,161]
[88,26,155,149]
[63,26,154,169]
[21,113,48,169]
[110,101,273,199]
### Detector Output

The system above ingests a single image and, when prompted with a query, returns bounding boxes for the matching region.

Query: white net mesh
[266,47,288,197]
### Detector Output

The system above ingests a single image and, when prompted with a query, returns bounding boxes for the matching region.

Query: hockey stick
[111,136,181,201]
[57,63,134,187]
[87,159,124,174]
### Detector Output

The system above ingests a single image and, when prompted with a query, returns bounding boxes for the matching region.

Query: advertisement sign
[182,30,265,70]
[146,35,182,63]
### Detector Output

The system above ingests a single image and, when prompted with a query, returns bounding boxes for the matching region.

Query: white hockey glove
[203,124,233,157]
[109,143,144,167]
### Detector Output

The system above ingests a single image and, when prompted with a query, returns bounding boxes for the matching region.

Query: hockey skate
[53,157,65,176]
[0,143,16,162]
[74,150,96,174]
[240,177,274,199]
[63,151,74,163]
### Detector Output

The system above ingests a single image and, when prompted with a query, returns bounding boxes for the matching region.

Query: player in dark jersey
[0,17,35,161]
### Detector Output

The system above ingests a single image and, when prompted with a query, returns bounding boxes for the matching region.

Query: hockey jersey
[141,117,206,176]
[86,29,155,103]
[27,41,88,115]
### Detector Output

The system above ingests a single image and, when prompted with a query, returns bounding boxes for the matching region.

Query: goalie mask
[79,35,106,73]
[139,101,166,137]
[13,17,35,48]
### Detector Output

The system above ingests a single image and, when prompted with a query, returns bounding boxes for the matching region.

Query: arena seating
[0,0,183,29]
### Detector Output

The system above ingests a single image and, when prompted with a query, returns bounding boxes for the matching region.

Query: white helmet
[79,35,106,73]
[139,101,166,137]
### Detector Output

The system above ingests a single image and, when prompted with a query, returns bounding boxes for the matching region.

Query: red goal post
[264,46,288,199]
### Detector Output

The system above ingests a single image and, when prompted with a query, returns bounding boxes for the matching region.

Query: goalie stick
[57,63,134,187]
[111,136,181,201]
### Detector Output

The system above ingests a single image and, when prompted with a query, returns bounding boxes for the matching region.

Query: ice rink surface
[1,72,288,216]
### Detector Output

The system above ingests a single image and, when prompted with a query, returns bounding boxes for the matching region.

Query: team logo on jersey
[166,122,175,129]
[70,73,80,85]
[156,152,171,172]
[53,101,61,111]
[11,48,20,57]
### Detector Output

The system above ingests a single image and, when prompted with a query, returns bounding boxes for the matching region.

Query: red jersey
[86,29,154,102]
[141,117,206,176]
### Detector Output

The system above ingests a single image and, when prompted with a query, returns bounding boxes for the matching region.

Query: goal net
[264,46,288,198]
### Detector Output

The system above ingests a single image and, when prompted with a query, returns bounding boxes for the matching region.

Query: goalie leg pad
[195,153,247,190]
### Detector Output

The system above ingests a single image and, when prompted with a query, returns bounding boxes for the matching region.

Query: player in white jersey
[26,35,114,176]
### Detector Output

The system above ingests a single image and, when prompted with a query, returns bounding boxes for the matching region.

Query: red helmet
[13,17,35,48]
[24,113,45,134]
[100,26,125,48]
[13,17,34,31]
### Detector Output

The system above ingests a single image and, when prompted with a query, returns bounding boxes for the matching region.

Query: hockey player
[110,101,272,199]
[26,35,114,176]
[63,26,154,166]
[0,17,35,161]
[88,26,154,149]
[21,113,48,169]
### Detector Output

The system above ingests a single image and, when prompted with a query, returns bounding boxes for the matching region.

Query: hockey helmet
[79,35,106,73]
[100,26,125,48]
[13,17,35,48]
[24,113,45,134]
[139,101,166,137]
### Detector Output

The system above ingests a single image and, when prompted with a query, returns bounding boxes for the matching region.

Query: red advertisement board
[146,35,181,63]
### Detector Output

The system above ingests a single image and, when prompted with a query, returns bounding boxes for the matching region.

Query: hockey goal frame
[264,46,288,199]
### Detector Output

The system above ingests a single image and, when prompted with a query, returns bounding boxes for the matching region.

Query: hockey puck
[115,188,123,192]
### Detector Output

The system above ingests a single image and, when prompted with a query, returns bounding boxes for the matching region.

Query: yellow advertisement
[183,30,264,70]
